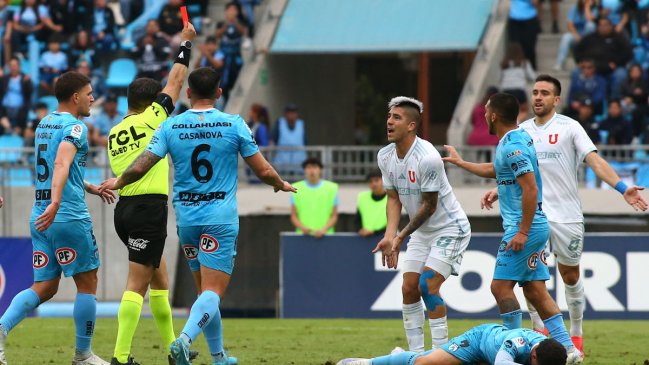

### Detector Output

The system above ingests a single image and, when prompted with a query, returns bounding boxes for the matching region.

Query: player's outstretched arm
[161,22,197,105]
[84,181,115,204]
[244,152,297,193]
[99,150,162,192]
[442,145,496,178]
[585,152,648,211]
[372,189,402,268]
[35,142,76,232]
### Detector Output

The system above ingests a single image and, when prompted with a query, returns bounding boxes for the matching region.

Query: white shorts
[547,222,584,266]
[402,227,471,278]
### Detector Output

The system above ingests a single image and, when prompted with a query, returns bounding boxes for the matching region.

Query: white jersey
[377,137,470,234]
[519,113,597,223]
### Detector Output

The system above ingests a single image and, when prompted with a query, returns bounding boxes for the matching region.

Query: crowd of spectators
[0,0,260,154]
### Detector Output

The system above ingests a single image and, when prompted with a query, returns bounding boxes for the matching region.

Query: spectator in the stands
[131,23,171,80]
[500,42,536,122]
[88,93,122,146]
[537,0,561,33]
[0,0,10,66]
[620,64,649,140]
[53,0,93,36]
[567,58,607,116]
[553,0,597,71]
[4,0,45,59]
[23,102,47,145]
[39,34,68,95]
[77,59,107,106]
[0,57,32,135]
[273,103,307,175]
[91,0,117,58]
[600,99,633,145]
[467,86,500,148]
[70,30,98,70]
[37,0,64,37]
[136,19,171,46]
[600,0,630,33]
[236,0,260,36]
[215,1,246,102]
[508,0,541,69]
[157,0,183,50]
[576,98,601,144]
[248,102,270,147]
[574,17,632,99]
[195,35,223,70]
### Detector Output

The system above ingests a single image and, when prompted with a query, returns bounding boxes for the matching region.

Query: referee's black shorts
[114,194,168,268]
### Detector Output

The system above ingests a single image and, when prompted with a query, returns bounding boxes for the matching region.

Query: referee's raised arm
[162,22,197,105]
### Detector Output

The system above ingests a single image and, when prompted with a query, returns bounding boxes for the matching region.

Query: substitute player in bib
[444,93,582,364]
[373,97,471,351]
[99,67,296,365]
[480,75,648,353]
[337,323,567,365]
[0,72,115,365]
[106,23,196,365]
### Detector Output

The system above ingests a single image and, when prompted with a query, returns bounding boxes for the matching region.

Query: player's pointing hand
[442,145,465,166]
[623,185,648,211]
[274,180,297,193]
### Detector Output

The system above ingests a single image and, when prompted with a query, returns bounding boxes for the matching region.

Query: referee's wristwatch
[181,40,192,49]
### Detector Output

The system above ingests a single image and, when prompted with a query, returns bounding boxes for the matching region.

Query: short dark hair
[302,157,323,169]
[488,93,519,125]
[535,339,567,365]
[188,68,221,100]
[54,71,91,102]
[535,74,562,96]
[34,102,48,110]
[366,169,382,181]
[127,77,162,111]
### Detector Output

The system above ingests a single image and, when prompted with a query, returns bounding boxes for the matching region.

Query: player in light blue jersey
[100,67,296,365]
[0,72,115,365]
[443,93,582,364]
[337,323,567,365]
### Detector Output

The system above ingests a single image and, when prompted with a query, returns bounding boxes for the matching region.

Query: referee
[107,23,195,365]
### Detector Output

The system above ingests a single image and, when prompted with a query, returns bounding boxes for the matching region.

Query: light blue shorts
[493,227,550,285]
[30,218,100,281]
[177,224,239,274]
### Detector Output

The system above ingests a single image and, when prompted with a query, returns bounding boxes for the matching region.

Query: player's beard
[488,120,496,135]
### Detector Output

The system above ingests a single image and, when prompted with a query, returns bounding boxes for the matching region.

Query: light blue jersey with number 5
[146,108,259,227]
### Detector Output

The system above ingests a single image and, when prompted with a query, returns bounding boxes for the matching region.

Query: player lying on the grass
[337,323,567,365]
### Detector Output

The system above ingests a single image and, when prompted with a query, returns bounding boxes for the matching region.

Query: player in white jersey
[481,75,648,353]
[374,97,471,352]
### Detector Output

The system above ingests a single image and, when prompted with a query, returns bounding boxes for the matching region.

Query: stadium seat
[84,167,105,185]
[7,167,33,187]
[38,96,59,113]
[117,96,128,115]
[106,59,137,89]
[120,0,166,50]
[0,135,24,164]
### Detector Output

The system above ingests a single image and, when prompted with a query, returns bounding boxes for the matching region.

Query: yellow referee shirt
[107,100,171,196]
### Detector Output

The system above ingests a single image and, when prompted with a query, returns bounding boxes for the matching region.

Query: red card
[180,6,189,27]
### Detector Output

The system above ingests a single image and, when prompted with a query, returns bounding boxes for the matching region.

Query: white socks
[402,301,425,352]
[429,316,448,347]
[526,298,545,331]
[565,279,585,337]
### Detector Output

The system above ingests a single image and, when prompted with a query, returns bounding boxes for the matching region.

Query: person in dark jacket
[0,56,33,135]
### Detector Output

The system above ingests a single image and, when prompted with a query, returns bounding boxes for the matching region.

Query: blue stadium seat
[117,96,128,115]
[8,167,33,187]
[106,59,137,89]
[0,135,24,164]
[38,96,59,113]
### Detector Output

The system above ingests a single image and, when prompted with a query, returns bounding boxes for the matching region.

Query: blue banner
[280,233,649,319]
[0,238,34,314]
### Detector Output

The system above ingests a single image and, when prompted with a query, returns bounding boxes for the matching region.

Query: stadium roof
[271,0,495,54]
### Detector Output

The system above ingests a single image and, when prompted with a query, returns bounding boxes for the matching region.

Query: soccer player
[0,71,116,365]
[443,93,582,364]
[480,75,647,352]
[99,67,296,365]
[337,323,567,365]
[106,23,196,365]
[373,97,471,351]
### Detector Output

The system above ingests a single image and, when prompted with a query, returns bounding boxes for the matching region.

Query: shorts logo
[549,134,558,144]
[540,249,547,265]
[71,124,83,139]
[527,253,539,269]
[498,241,507,252]
[127,238,149,251]
[55,248,77,265]
[448,343,459,352]
[33,251,49,268]
[408,170,416,183]
[200,234,219,253]
[183,245,198,259]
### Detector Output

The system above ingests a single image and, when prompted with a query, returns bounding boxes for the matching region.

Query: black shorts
[114,194,168,268]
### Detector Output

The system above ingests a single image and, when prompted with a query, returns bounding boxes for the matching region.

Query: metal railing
[2,145,649,187]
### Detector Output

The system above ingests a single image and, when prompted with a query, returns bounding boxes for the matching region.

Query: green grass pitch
[3,318,648,364]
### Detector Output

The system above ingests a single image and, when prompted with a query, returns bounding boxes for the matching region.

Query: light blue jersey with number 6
[146,108,259,227]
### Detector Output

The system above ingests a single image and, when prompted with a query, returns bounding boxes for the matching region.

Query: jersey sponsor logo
[497,179,515,185]
[127,238,149,251]
[398,174,406,180]
[35,189,52,201]
[537,151,562,160]
[527,252,539,269]
[33,251,49,268]
[506,150,522,158]
[200,234,219,253]
[179,191,227,202]
[183,245,198,259]
[408,170,416,183]
[513,337,526,347]
[172,122,232,129]
[108,126,148,154]
[71,124,83,139]
[56,248,77,265]
[549,134,558,144]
